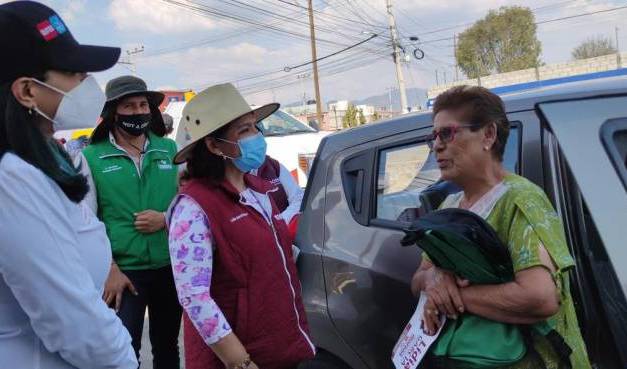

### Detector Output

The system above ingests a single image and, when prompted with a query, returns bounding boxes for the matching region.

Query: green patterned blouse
[439,174,591,369]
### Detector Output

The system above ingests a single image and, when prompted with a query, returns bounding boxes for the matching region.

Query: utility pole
[616,27,622,68]
[297,73,310,110]
[435,70,439,85]
[453,33,459,81]
[126,46,144,75]
[118,46,144,76]
[386,86,394,112]
[386,0,408,113]
[307,0,323,127]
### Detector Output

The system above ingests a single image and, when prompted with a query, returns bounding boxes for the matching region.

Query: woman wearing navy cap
[0,2,137,368]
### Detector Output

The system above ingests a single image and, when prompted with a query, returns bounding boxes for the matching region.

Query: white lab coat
[0,153,137,369]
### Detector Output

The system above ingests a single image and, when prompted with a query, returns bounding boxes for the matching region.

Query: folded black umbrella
[401,208,514,284]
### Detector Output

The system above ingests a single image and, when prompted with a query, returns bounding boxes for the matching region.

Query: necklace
[119,134,146,155]
[127,141,145,155]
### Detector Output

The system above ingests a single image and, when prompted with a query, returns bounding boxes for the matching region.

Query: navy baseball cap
[0,1,121,84]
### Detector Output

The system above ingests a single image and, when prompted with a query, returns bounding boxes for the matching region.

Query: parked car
[296,76,627,369]
[166,101,330,186]
[259,109,331,186]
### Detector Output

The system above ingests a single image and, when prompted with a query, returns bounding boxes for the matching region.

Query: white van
[165,101,330,187]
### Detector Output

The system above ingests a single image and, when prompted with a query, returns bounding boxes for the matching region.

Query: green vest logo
[102,164,123,173]
[158,160,173,170]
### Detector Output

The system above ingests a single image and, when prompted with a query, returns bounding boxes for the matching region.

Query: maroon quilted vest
[255,156,289,212]
[179,174,315,369]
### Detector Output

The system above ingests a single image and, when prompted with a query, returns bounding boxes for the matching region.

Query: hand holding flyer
[392,293,446,369]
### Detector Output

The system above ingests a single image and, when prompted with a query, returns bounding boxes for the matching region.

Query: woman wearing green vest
[410,86,591,368]
[76,75,181,368]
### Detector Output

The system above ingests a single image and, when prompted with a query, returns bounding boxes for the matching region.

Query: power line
[532,0,578,13]
[417,4,627,46]
[227,46,390,94]
[406,0,615,38]
[140,7,307,58]
[275,0,387,29]
[354,0,388,21]
[215,2,627,94]
[285,33,378,71]
[339,0,383,29]
[189,45,385,92]
[386,0,428,33]
[261,0,383,37]
[157,0,391,59]
[256,0,393,48]
[536,4,627,25]
[350,0,420,48]
[217,0,371,43]
[242,53,386,96]
[160,0,354,48]
[238,48,385,91]
[236,51,376,92]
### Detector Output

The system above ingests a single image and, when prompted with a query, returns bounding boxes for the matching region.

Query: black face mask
[116,113,151,136]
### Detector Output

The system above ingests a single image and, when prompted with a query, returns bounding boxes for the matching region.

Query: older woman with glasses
[410,86,591,369]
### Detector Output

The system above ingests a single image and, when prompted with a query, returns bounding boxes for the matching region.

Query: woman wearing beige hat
[167,83,316,369]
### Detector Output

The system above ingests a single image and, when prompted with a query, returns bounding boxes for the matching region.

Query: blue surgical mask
[219,132,267,173]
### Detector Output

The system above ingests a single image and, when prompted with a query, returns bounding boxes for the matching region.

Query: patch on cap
[49,15,67,34]
[36,15,67,41]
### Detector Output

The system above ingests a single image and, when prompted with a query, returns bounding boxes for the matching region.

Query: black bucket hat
[0,1,120,84]
[104,75,165,107]
[92,75,166,141]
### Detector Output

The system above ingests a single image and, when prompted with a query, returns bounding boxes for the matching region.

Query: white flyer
[391,293,446,369]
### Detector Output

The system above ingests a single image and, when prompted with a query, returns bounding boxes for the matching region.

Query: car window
[375,126,520,222]
[258,110,316,136]
[600,118,627,191]
[376,142,439,221]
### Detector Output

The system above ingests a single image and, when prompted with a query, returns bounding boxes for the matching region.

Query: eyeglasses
[427,124,475,150]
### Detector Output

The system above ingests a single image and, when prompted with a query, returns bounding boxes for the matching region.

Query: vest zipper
[267,218,316,354]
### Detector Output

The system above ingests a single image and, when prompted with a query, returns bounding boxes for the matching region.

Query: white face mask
[31,75,105,131]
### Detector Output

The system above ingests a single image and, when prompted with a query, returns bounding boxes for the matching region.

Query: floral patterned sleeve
[168,195,232,345]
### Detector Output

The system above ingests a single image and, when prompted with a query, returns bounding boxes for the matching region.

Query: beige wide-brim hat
[173,83,279,164]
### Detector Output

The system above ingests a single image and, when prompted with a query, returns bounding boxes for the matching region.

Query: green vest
[83,132,178,270]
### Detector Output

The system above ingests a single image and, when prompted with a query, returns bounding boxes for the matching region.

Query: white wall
[428,52,627,98]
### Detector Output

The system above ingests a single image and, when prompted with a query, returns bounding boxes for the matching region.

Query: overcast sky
[6,0,627,106]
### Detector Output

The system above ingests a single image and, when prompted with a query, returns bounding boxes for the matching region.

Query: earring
[28,108,33,115]
[484,146,490,151]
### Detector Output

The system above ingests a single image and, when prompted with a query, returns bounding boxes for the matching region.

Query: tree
[372,111,382,122]
[456,6,542,78]
[358,109,367,125]
[572,36,617,60]
[342,104,359,128]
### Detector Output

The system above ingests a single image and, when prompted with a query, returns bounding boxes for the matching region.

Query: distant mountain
[353,88,428,110]
[283,87,428,111]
